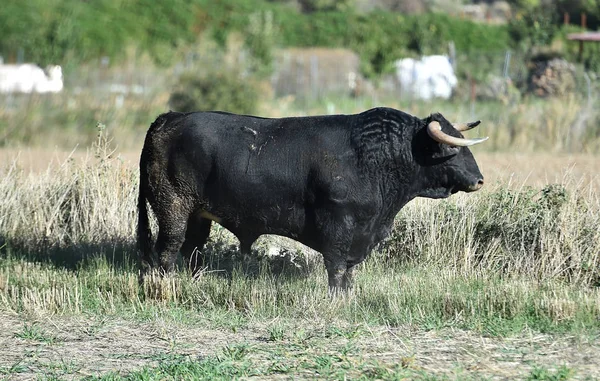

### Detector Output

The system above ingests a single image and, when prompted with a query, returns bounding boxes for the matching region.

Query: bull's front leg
[341,238,373,291]
[324,257,348,294]
[342,264,356,290]
[321,227,355,295]
[315,207,356,295]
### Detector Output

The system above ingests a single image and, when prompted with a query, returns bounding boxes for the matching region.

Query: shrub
[168,70,259,114]
[380,184,600,286]
[508,4,558,52]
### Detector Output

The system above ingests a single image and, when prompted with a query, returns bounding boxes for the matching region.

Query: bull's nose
[466,178,484,192]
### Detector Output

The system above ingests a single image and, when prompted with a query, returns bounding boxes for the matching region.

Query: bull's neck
[378,162,422,224]
[351,108,422,222]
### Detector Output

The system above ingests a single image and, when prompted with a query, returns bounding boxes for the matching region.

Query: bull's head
[413,113,487,198]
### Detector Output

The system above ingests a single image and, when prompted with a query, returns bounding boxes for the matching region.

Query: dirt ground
[1,311,599,380]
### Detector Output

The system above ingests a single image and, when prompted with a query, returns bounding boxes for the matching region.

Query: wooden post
[470,77,476,120]
[564,12,569,25]
[582,12,587,29]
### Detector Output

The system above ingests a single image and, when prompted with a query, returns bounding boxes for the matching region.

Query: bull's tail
[137,112,184,273]
[137,144,153,270]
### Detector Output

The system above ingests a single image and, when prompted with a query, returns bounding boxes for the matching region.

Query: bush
[507,4,558,52]
[380,184,600,286]
[168,70,260,114]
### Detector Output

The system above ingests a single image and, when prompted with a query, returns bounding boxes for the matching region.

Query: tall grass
[1,128,599,335]
[0,88,165,149]
[1,126,598,283]
[0,126,138,250]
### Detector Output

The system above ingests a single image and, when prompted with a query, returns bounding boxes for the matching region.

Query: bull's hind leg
[154,202,189,274]
[181,214,212,275]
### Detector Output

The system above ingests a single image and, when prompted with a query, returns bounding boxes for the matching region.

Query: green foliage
[168,70,259,114]
[221,343,251,361]
[14,324,58,344]
[0,0,199,66]
[557,25,600,72]
[506,0,542,12]
[3,0,600,84]
[268,324,286,341]
[0,0,511,79]
[245,10,276,78]
[527,365,573,381]
[508,4,559,52]
[275,10,509,78]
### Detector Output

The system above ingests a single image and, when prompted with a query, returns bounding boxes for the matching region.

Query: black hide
[137,107,484,291]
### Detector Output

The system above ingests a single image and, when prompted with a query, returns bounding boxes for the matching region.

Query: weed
[14,324,58,344]
[268,324,286,342]
[220,343,250,361]
[0,360,28,375]
[527,365,574,381]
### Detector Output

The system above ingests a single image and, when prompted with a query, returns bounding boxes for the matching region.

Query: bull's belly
[206,203,308,239]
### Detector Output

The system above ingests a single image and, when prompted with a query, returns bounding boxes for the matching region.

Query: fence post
[310,55,319,99]
[470,76,476,120]
[296,56,303,98]
[448,41,456,71]
[503,50,511,78]
[583,71,591,108]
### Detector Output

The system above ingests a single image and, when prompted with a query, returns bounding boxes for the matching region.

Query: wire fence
[1,46,599,108]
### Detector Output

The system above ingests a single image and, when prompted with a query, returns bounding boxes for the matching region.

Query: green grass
[14,323,59,344]
[527,365,574,381]
[0,249,598,337]
[79,341,582,381]
[83,344,449,380]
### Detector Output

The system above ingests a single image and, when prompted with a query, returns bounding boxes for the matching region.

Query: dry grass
[0,126,599,284]
[0,131,598,287]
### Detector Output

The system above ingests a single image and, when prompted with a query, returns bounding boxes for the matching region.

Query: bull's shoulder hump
[358,107,418,122]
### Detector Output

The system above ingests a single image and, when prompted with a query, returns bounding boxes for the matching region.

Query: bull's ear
[453,120,480,131]
[441,144,460,156]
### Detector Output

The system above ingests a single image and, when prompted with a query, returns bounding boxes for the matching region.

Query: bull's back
[167,112,355,234]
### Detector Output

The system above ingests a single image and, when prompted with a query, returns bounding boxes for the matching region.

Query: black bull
[137,107,487,291]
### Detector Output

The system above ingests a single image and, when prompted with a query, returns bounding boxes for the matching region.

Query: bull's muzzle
[467,178,484,192]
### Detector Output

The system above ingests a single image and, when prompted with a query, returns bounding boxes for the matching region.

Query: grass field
[1,116,600,379]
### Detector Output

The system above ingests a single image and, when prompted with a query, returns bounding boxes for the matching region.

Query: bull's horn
[427,121,488,147]
[452,120,481,131]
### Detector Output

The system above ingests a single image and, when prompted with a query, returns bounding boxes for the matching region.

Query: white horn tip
[466,136,489,146]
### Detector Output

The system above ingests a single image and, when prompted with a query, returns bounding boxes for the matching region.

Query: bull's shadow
[192,238,320,281]
[0,234,138,271]
[0,234,319,281]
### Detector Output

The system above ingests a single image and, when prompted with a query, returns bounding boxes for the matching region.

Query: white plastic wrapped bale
[0,64,63,94]
[394,55,457,101]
